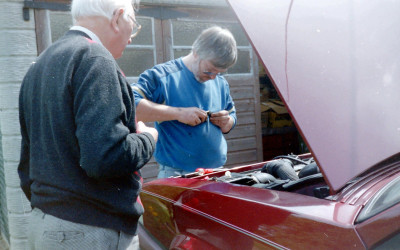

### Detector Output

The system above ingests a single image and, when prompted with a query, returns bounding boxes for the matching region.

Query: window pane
[172,21,212,46]
[172,20,249,47]
[49,12,156,78]
[117,49,154,76]
[130,17,153,46]
[229,50,251,74]
[50,11,72,42]
[220,23,249,47]
[173,48,191,59]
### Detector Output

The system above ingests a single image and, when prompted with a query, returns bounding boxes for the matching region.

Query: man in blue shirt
[132,26,237,178]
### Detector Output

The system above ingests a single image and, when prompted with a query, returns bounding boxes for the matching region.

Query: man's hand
[209,110,234,133]
[136,100,209,127]
[137,121,158,142]
[177,107,208,126]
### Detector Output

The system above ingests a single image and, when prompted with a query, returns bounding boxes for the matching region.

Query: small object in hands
[195,168,214,175]
[207,111,213,117]
[196,168,205,175]
[203,169,213,174]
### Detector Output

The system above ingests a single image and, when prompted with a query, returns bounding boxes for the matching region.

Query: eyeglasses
[203,71,219,76]
[201,60,227,76]
[203,71,227,76]
[127,14,142,39]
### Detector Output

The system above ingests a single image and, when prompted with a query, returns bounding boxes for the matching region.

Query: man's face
[193,59,227,83]
[111,9,140,59]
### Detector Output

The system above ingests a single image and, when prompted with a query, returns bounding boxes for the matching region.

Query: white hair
[71,0,140,24]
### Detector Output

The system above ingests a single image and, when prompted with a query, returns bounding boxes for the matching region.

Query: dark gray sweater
[18,30,155,235]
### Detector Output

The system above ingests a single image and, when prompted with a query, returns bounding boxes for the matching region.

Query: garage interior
[258,63,308,161]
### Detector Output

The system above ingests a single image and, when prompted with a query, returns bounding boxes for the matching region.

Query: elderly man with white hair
[18,0,158,249]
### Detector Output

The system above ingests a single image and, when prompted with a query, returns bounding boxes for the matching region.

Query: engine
[195,154,331,199]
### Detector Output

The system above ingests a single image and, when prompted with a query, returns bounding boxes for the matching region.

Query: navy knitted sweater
[18,30,156,235]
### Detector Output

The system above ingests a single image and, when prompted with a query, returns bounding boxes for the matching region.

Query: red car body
[138,0,400,249]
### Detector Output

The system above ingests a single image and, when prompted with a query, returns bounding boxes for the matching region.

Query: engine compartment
[183,154,331,199]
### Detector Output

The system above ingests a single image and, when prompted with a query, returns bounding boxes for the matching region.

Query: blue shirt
[132,58,237,171]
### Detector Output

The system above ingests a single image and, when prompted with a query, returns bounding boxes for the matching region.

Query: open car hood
[227,0,400,191]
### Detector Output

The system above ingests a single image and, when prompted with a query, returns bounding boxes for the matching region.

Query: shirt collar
[70,26,103,45]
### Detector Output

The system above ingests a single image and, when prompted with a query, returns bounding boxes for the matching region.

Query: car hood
[227,0,400,191]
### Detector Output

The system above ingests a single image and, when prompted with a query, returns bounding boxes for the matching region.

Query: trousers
[28,208,140,250]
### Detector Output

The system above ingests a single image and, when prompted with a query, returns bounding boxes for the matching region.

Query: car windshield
[356,175,400,223]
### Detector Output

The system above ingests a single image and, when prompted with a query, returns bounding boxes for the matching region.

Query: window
[49,11,72,42]
[49,12,157,79]
[117,16,157,80]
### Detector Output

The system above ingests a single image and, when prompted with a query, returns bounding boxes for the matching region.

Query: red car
[138,0,400,249]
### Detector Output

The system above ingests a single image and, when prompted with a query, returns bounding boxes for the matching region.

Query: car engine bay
[186,154,331,199]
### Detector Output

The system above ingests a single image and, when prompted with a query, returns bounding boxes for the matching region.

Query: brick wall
[0,1,37,249]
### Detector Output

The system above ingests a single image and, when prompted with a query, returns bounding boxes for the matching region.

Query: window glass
[230,49,251,74]
[50,11,72,42]
[49,12,156,78]
[173,48,191,59]
[172,21,249,47]
[173,21,212,46]
[117,49,155,76]
[223,23,250,47]
[129,17,153,46]
[357,176,400,223]
[118,17,156,77]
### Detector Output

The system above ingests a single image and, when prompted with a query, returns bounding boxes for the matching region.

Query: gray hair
[71,0,140,24]
[192,26,237,69]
